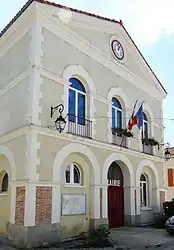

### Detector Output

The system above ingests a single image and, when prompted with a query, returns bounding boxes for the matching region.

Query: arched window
[140,174,148,207]
[68,78,86,125]
[65,164,81,185]
[142,113,148,139]
[112,98,122,128]
[1,173,8,192]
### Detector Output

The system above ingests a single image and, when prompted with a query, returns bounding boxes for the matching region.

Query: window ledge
[0,192,8,196]
[64,185,86,188]
[140,207,152,211]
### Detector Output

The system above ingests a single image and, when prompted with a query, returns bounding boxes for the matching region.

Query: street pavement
[110,227,174,249]
[1,227,174,249]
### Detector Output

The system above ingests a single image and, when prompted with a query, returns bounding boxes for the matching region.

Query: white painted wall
[0,32,31,89]
[40,26,164,152]
[0,78,31,136]
[0,2,39,136]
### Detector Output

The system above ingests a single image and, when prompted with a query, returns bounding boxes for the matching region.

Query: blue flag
[135,104,144,129]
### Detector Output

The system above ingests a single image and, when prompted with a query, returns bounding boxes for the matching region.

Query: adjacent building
[0,0,168,247]
[166,147,174,200]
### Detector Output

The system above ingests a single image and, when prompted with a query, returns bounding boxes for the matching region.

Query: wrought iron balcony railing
[111,128,127,148]
[68,114,92,138]
[142,144,153,155]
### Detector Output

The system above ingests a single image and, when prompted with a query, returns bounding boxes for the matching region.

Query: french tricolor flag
[128,103,144,131]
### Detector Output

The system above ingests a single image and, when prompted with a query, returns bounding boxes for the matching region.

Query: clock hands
[112,40,124,60]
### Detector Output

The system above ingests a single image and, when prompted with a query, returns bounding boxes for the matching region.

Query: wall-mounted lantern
[158,142,171,161]
[164,148,171,161]
[50,104,66,133]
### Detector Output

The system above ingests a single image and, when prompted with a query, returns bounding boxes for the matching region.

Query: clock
[111,40,124,60]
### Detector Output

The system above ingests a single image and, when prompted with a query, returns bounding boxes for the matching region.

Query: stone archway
[136,160,159,188]
[52,143,101,226]
[0,146,16,234]
[0,167,10,234]
[136,160,160,224]
[103,153,134,227]
[52,143,100,185]
[107,162,124,228]
[102,153,134,186]
[0,145,16,181]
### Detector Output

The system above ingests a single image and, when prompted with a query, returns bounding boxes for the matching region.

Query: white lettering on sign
[108,179,120,186]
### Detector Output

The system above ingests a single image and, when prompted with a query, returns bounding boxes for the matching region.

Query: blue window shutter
[112,107,115,128]
[117,110,122,128]
[68,89,76,122]
[78,93,85,125]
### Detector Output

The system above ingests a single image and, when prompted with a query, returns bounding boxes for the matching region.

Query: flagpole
[140,101,145,150]
[120,100,138,148]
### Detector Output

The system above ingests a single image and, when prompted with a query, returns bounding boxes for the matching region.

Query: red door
[108,186,124,228]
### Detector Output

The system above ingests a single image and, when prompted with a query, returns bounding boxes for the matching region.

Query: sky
[0,0,174,146]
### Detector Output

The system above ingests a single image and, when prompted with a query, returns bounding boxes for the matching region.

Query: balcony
[67,114,92,138]
[141,138,158,156]
[111,128,127,148]
[111,128,157,156]
[142,144,153,155]
[112,134,127,147]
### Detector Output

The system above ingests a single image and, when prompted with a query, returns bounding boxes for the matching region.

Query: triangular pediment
[30,0,166,95]
[67,22,166,95]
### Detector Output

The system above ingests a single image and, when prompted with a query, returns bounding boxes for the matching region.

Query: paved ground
[110,227,174,249]
[1,227,174,249]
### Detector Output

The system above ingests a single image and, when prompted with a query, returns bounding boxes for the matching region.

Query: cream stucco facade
[0,0,168,248]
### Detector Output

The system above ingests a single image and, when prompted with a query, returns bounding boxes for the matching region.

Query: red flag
[128,116,137,131]
[120,99,137,148]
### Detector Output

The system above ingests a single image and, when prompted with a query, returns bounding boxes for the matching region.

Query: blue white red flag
[128,103,144,130]
[136,104,144,129]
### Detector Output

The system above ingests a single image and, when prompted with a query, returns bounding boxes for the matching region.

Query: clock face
[111,40,124,60]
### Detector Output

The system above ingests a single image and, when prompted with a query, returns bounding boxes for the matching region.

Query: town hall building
[0,0,168,247]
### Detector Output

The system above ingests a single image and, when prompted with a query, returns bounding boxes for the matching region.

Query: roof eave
[120,24,167,95]
[0,0,120,38]
[0,0,34,38]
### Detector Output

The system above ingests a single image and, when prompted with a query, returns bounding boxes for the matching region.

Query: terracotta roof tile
[34,0,120,24]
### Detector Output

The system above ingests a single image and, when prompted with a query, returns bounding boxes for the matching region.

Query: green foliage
[87,224,112,247]
[142,137,159,146]
[112,127,125,135]
[123,130,133,137]
[111,127,133,137]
